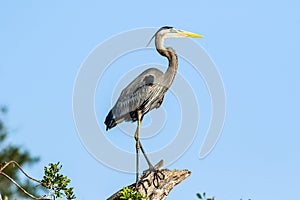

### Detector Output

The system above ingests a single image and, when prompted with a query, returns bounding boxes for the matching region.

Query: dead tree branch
[107,168,191,200]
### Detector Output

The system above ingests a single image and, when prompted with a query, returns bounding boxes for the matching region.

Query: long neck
[155,36,178,89]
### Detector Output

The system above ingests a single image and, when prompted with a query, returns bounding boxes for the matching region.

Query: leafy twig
[0,161,76,200]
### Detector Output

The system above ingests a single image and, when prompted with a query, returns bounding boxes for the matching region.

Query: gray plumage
[105,27,179,131]
[104,26,202,132]
[107,68,168,128]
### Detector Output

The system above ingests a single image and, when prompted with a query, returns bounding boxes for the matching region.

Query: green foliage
[196,192,214,200]
[41,162,75,200]
[119,186,147,200]
[0,106,75,199]
[196,192,251,200]
[196,192,203,199]
[0,106,40,198]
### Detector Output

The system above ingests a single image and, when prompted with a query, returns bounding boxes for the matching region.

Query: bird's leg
[134,111,142,188]
[139,141,154,169]
[137,139,165,189]
[134,110,154,190]
[135,111,154,169]
[134,111,165,189]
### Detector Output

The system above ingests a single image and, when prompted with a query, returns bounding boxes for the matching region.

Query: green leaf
[196,193,202,199]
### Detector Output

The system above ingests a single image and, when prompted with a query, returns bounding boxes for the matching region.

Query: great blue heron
[105,26,202,186]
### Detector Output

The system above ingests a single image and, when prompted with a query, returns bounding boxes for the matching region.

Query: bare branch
[0,160,50,200]
[0,172,49,200]
[0,160,43,184]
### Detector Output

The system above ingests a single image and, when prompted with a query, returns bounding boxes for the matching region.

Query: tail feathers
[104,110,117,131]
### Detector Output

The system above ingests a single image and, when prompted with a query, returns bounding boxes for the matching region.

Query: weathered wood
[107,168,191,200]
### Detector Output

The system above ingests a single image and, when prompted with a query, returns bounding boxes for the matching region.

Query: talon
[152,170,165,188]
[156,170,165,180]
[141,170,151,179]
[135,181,139,191]
[137,178,150,194]
[139,160,165,188]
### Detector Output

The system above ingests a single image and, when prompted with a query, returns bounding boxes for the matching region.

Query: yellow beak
[177,29,203,38]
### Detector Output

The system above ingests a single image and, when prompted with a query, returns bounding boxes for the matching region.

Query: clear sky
[1,1,300,199]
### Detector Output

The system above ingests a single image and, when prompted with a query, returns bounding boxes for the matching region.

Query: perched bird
[105,26,203,185]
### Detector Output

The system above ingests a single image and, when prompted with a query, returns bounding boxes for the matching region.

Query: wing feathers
[105,68,167,130]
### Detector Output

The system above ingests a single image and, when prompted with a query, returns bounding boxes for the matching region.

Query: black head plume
[146,26,174,47]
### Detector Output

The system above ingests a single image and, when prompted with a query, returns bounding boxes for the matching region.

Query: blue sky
[1,1,300,199]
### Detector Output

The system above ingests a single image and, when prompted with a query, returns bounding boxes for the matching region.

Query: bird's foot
[135,178,151,194]
[135,160,165,194]
[141,160,165,188]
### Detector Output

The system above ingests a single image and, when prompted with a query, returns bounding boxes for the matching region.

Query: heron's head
[156,26,203,39]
